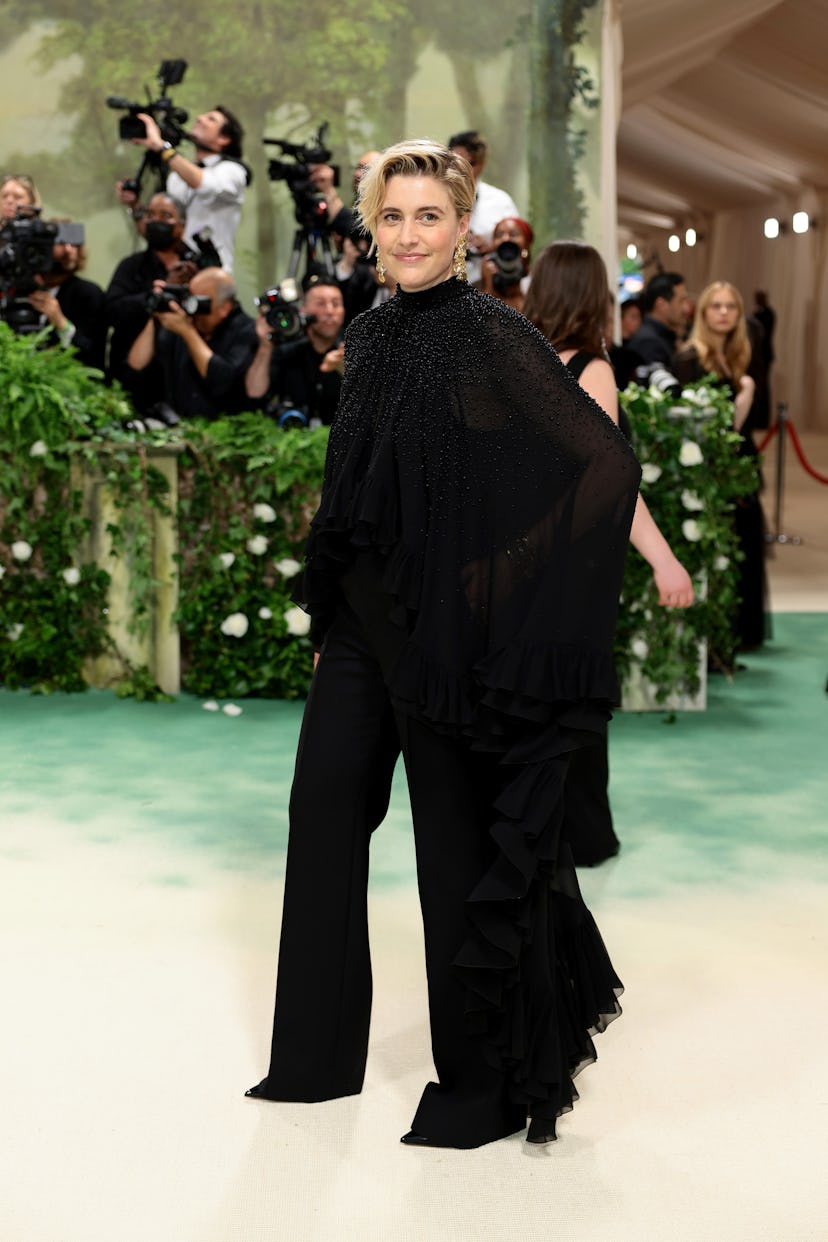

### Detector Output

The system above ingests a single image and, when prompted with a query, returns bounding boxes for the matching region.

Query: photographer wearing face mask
[126,266,256,421]
[105,193,199,402]
[27,223,107,371]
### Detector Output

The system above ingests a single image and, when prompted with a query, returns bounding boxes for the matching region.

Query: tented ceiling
[618,0,828,227]
[616,0,828,427]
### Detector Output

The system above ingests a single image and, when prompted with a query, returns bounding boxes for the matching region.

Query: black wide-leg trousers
[255,559,526,1146]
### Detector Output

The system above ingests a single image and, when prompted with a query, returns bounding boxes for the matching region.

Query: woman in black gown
[672,281,769,656]
[523,241,694,867]
[246,142,641,1148]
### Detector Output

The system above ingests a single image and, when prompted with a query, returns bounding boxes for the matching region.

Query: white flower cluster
[679,440,704,467]
[11,540,33,561]
[681,490,704,511]
[220,612,249,638]
[253,502,277,523]
[682,519,702,542]
[641,462,662,484]
[219,605,311,639]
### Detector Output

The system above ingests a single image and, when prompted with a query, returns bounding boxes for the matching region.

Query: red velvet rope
[756,419,828,485]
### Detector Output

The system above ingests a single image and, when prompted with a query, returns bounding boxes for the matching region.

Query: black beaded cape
[297,277,641,1139]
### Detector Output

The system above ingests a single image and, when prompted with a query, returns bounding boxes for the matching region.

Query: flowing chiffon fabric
[296,278,641,1137]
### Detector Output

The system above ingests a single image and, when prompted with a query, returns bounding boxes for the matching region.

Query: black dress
[672,347,769,653]
[252,279,640,1144]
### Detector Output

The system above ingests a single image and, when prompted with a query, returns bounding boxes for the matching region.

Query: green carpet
[2,613,825,899]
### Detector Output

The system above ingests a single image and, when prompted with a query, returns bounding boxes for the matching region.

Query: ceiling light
[764,217,780,239]
[626,243,638,260]
[668,234,680,253]
[792,211,809,234]
[685,228,697,247]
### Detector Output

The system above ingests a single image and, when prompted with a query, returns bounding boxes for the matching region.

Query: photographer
[126,267,256,420]
[125,105,248,271]
[27,225,107,371]
[106,192,198,400]
[245,276,345,426]
[477,215,533,314]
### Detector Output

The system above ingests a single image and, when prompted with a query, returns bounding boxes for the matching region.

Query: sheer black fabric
[295,278,641,1136]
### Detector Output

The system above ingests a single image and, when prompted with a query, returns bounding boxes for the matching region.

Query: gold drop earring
[376,253,386,285]
[453,235,468,281]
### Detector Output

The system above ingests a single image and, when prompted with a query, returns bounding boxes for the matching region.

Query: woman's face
[493,219,526,248]
[375,174,468,293]
[1,178,34,220]
[703,287,740,338]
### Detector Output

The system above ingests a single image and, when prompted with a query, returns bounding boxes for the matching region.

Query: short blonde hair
[356,139,475,242]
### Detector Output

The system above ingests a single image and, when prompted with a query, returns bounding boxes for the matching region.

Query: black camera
[0,212,59,333]
[634,362,683,397]
[0,213,58,286]
[107,59,189,144]
[145,284,211,316]
[255,278,313,344]
[264,122,339,233]
[490,241,525,290]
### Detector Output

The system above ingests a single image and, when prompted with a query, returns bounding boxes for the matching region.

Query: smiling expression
[375,175,469,293]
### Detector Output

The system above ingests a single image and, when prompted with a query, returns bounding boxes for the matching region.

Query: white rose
[253,502,277,523]
[8,623,24,641]
[284,606,311,636]
[11,540,33,561]
[631,637,649,660]
[222,703,243,717]
[681,490,704,511]
[247,535,269,556]
[679,440,703,467]
[274,557,302,579]
[62,567,81,586]
[29,440,48,457]
[682,519,702,542]
[643,610,653,622]
[715,555,730,571]
[202,699,219,711]
[258,607,273,620]
[220,612,249,638]
[218,552,236,569]
[641,462,662,484]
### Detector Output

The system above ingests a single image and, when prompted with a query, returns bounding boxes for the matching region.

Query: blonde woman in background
[673,281,769,656]
[1,174,41,219]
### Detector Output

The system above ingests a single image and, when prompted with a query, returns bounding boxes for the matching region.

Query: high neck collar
[395,276,471,313]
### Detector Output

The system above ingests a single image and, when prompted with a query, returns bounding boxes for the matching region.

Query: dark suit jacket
[56,276,107,371]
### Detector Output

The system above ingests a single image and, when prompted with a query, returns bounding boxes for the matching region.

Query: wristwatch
[160,142,177,162]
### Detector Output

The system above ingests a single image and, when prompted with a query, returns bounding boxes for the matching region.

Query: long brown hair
[685,281,751,382]
[523,240,608,356]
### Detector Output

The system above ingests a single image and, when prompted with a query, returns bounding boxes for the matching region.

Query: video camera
[107,59,189,146]
[255,277,315,345]
[145,283,212,316]
[264,122,339,234]
[0,210,60,333]
[0,212,58,288]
